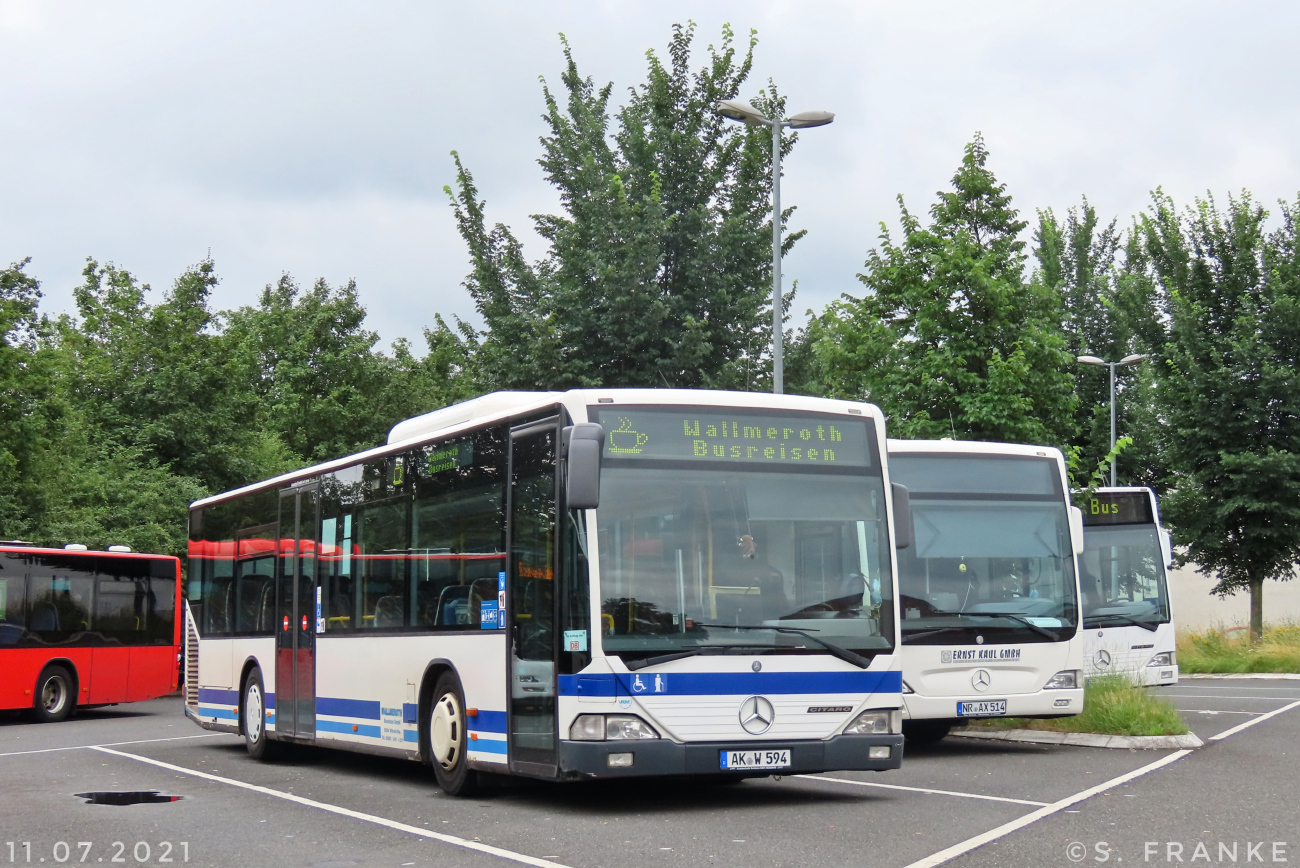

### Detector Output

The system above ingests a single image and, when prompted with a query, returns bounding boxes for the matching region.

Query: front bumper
[903,688,1085,721]
[557,733,904,779]
[1131,665,1179,687]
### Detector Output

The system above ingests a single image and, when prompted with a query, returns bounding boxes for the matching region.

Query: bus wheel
[33,666,74,723]
[243,670,282,761]
[429,673,478,797]
[902,721,951,745]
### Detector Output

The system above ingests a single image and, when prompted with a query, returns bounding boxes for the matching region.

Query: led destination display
[591,407,872,467]
[1082,491,1154,526]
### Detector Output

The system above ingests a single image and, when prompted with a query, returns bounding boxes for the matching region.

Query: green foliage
[0,259,58,539]
[1147,192,1300,640]
[807,135,1077,446]
[1177,623,1300,674]
[447,23,791,391]
[1066,436,1133,506]
[979,674,1188,736]
[1035,200,1166,488]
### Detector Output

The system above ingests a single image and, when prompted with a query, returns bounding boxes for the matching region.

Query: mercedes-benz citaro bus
[0,544,182,722]
[1080,487,1177,685]
[184,390,907,795]
[886,440,1086,744]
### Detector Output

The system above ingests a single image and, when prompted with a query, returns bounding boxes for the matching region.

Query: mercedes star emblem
[1094,649,1112,669]
[972,669,992,692]
[738,695,775,735]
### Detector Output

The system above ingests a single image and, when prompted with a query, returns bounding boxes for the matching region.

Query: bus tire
[429,672,478,797]
[902,721,951,745]
[32,665,75,723]
[243,669,282,761]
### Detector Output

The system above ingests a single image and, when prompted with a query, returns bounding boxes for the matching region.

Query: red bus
[0,544,182,722]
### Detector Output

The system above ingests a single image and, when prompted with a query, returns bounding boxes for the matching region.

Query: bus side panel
[89,647,131,704]
[126,645,178,701]
[0,648,94,711]
[313,633,507,761]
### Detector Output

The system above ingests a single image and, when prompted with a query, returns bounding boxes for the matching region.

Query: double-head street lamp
[714,99,834,395]
[1077,353,1150,486]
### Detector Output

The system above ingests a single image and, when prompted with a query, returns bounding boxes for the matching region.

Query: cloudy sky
[2,1,1297,348]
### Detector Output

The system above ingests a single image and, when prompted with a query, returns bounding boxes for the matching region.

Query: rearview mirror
[563,423,604,510]
[1069,506,1086,555]
[1160,529,1173,569]
[891,482,913,550]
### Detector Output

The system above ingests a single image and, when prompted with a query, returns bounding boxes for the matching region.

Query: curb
[952,728,1204,750]
[1180,673,1300,680]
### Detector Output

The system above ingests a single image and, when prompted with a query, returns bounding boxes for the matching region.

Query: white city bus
[886,440,1086,743]
[1080,487,1177,686]
[184,390,907,794]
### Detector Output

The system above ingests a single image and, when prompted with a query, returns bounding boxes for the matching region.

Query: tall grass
[1177,622,1300,674]
[973,674,1188,736]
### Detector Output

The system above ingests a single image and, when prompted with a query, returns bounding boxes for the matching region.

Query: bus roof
[191,389,884,511]
[0,545,178,561]
[886,438,1066,464]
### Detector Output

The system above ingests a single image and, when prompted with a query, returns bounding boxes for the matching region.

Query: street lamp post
[714,100,834,395]
[1077,353,1150,486]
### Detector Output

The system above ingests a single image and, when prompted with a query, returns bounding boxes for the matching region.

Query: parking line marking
[0,733,226,758]
[1151,694,1300,700]
[91,746,573,868]
[797,775,1050,807]
[1209,699,1300,741]
[900,749,1194,868]
[1173,709,1259,715]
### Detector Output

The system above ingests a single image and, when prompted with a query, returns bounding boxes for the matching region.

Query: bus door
[506,419,560,776]
[277,485,318,739]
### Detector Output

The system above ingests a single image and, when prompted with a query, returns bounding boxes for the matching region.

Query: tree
[55,258,288,494]
[1035,200,1167,487]
[0,258,58,539]
[1147,191,1300,642]
[225,274,393,463]
[808,135,1077,446]
[447,23,795,391]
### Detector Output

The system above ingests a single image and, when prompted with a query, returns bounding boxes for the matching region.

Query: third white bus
[1080,487,1178,685]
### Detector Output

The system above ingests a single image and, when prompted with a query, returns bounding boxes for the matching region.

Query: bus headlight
[1146,652,1174,667]
[845,709,901,735]
[569,714,659,741]
[1044,670,1081,690]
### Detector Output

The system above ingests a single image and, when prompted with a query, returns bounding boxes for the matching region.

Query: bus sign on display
[592,407,871,467]
[1084,491,1154,526]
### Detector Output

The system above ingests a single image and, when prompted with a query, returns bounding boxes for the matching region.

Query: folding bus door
[506,419,560,776]
[276,486,318,739]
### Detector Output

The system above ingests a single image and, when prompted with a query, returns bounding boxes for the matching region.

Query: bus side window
[411,430,507,632]
[357,496,410,630]
[28,554,96,644]
[0,555,27,646]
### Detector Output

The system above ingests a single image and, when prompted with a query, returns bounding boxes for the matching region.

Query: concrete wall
[1167,563,1300,631]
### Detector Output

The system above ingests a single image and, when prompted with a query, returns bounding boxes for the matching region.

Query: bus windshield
[1081,525,1169,626]
[890,454,1078,644]
[591,408,893,663]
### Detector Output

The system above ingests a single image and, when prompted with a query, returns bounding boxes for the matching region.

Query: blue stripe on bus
[557,670,902,697]
[265,693,275,710]
[316,697,382,720]
[467,710,507,733]
[197,688,239,705]
[316,719,382,739]
[404,729,419,743]
[468,737,507,755]
[403,703,418,724]
[198,705,239,721]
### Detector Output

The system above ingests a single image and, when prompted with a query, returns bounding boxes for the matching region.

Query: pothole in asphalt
[75,791,184,806]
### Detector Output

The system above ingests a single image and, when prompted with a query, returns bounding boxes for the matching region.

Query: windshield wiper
[901,627,966,643]
[622,644,777,671]
[964,612,1060,641]
[1084,613,1158,632]
[694,624,872,669]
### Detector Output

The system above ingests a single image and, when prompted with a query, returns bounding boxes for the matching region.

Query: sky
[2,1,1298,350]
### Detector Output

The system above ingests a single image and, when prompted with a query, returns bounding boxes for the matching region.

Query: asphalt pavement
[1,680,1295,868]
